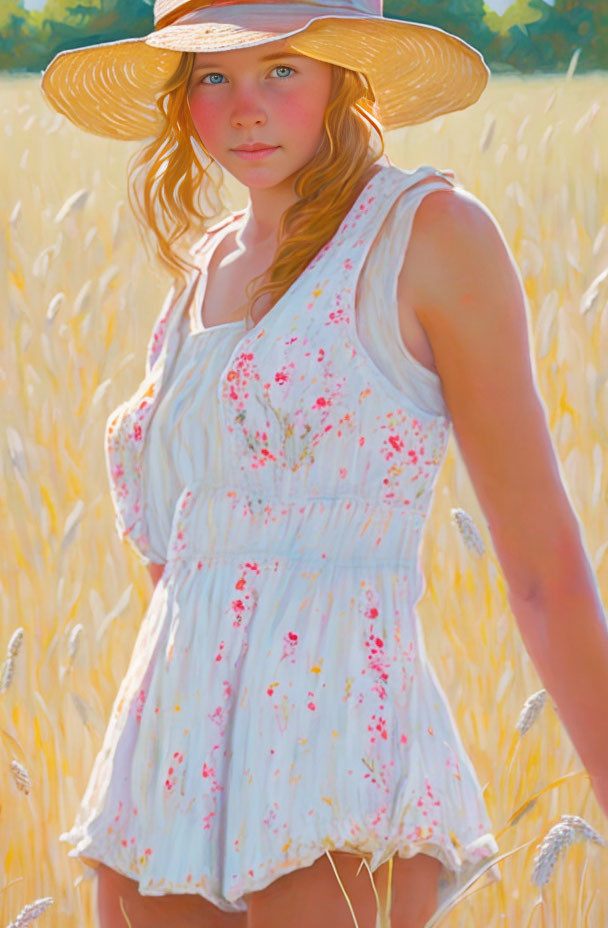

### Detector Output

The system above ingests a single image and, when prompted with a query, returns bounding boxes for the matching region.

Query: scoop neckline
[188,162,389,338]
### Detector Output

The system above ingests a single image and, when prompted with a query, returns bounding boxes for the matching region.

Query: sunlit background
[1,3,607,925]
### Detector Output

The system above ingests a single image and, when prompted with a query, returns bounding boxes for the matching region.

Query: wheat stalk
[531,815,607,887]
[0,656,15,694]
[5,896,54,927]
[516,689,547,736]
[450,508,486,556]
[10,760,31,795]
[7,629,24,657]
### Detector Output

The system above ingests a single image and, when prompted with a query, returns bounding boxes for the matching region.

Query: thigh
[95,862,247,928]
[389,852,443,928]
[245,850,382,928]
[245,850,442,928]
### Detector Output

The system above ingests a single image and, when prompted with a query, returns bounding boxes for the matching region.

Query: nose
[230,83,267,130]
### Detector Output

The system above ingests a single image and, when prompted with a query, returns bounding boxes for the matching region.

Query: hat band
[156,0,378,30]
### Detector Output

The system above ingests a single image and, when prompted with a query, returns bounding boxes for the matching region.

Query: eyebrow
[191,52,306,73]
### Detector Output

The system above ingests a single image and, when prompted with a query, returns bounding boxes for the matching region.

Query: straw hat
[41,0,490,141]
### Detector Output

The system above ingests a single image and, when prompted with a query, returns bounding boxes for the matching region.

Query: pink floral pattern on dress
[104,275,199,564]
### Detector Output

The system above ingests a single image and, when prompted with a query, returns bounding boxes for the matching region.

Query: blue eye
[199,65,295,85]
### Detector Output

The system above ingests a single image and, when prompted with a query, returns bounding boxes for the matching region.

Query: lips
[233,144,276,151]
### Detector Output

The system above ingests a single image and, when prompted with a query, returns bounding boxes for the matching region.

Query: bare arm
[403,186,608,817]
[148,562,165,588]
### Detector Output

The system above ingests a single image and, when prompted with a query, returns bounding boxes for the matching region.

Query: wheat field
[1,69,607,928]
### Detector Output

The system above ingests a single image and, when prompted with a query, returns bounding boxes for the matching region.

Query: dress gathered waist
[164,482,427,569]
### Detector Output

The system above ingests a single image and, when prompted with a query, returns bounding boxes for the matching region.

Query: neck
[236,153,390,251]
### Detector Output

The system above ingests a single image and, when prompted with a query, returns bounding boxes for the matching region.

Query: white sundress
[59,162,502,914]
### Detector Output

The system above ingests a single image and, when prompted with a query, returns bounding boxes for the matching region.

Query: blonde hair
[127,50,385,330]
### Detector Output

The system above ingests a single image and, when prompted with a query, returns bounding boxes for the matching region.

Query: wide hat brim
[40,4,490,141]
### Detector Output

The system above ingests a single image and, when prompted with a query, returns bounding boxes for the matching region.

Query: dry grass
[1,70,607,927]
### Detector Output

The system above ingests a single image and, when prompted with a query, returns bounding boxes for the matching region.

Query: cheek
[188,95,225,146]
[276,89,329,141]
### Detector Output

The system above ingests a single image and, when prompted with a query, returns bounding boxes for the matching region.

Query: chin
[232,166,298,189]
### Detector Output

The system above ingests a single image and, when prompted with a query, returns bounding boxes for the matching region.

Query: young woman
[42,2,608,927]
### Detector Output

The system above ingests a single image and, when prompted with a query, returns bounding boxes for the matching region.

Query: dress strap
[190,210,247,263]
[340,164,456,290]
[354,169,457,419]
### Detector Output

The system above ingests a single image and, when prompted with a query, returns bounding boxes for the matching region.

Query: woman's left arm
[406,186,608,819]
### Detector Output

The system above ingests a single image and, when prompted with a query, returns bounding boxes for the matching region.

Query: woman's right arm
[148,562,165,588]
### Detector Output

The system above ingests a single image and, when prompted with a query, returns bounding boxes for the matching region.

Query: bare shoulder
[395,181,509,376]
[403,182,527,361]
[404,183,511,312]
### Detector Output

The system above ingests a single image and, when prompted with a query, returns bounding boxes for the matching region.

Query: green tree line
[1,0,606,74]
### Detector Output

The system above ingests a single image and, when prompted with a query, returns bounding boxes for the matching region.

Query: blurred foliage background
[0,0,607,75]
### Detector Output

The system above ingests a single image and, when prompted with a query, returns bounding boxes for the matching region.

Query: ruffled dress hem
[59,823,501,915]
